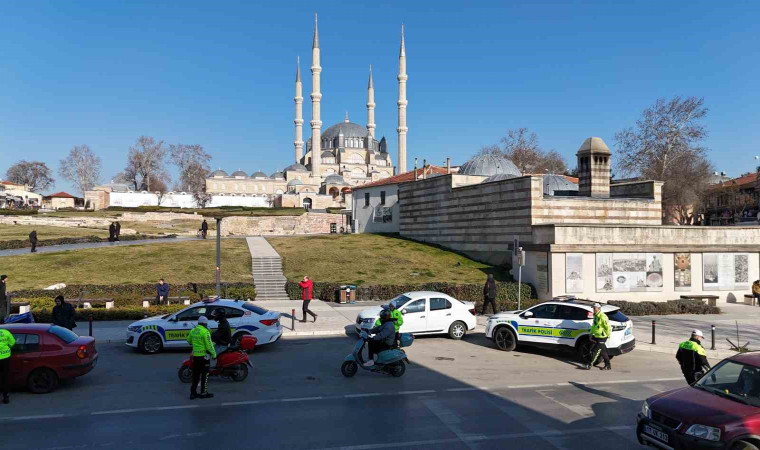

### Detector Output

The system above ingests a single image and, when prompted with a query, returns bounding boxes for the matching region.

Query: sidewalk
[0,236,198,257]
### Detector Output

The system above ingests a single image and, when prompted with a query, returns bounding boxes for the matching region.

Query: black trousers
[590,337,611,367]
[482,297,497,314]
[368,340,391,360]
[302,300,316,320]
[0,358,9,397]
[30,241,37,252]
[191,356,210,395]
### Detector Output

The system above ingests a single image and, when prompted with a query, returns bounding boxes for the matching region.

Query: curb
[634,342,738,359]
[283,330,351,337]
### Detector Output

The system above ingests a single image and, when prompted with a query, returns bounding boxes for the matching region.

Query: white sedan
[355,291,477,339]
[126,298,282,354]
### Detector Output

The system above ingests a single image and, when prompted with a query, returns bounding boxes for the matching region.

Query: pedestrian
[108,222,115,242]
[298,275,317,322]
[584,303,612,370]
[115,221,121,241]
[676,329,711,385]
[186,315,216,400]
[156,279,170,305]
[0,326,15,404]
[0,275,7,323]
[29,230,37,253]
[482,273,497,315]
[201,220,208,239]
[52,295,77,330]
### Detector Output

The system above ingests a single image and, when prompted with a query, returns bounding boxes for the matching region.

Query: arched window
[275,189,284,195]
[303,198,312,211]
[329,187,339,198]
[347,153,364,164]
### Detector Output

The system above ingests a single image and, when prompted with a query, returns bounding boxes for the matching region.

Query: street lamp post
[215,217,222,298]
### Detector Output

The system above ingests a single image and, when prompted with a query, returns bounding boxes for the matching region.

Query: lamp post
[215,216,222,298]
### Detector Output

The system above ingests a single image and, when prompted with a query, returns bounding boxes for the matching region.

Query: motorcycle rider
[364,309,396,367]
[186,315,216,400]
[211,308,232,366]
[676,329,711,385]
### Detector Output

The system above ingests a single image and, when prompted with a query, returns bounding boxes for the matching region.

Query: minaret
[397,24,408,173]
[294,56,304,163]
[367,65,376,140]
[310,13,322,180]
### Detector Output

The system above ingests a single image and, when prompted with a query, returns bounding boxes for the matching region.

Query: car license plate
[643,425,668,443]
[625,328,632,336]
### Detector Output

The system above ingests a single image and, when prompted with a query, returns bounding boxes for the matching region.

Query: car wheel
[389,361,406,378]
[341,361,358,378]
[231,364,249,382]
[178,366,192,383]
[494,327,517,351]
[27,368,59,394]
[138,333,163,354]
[732,441,760,450]
[577,338,594,363]
[448,321,467,340]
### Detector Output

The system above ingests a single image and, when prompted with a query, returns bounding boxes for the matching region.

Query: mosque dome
[211,169,228,177]
[459,153,522,178]
[231,170,248,177]
[323,121,368,140]
[577,137,611,154]
[323,174,349,186]
[483,173,518,183]
[287,179,303,186]
[251,171,269,179]
[270,171,285,180]
[543,174,578,196]
[284,163,309,172]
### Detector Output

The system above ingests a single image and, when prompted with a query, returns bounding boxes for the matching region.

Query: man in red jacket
[298,276,318,323]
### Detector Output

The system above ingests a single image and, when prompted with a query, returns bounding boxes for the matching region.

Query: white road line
[91,408,144,415]
[445,387,479,392]
[344,393,383,398]
[221,400,266,406]
[397,389,435,395]
[154,405,199,411]
[281,396,323,402]
[10,414,66,421]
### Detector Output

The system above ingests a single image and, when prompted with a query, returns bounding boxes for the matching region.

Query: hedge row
[285,281,537,311]
[0,208,38,216]
[0,233,178,250]
[33,305,187,322]
[608,299,721,316]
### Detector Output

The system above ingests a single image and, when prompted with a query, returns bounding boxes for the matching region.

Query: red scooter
[178,335,256,383]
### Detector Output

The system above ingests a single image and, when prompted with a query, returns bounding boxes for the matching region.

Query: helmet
[692,329,704,338]
[214,308,227,319]
[379,309,391,322]
[198,316,209,325]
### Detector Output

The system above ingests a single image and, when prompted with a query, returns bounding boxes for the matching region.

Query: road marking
[281,396,323,402]
[222,400,265,406]
[91,408,144,415]
[344,393,383,398]
[446,387,479,392]
[397,390,435,395]
[11,414,66,421]
[154,405,199,411]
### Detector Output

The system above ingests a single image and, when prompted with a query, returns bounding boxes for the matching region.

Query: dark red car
[0,324,98,393]
[637,352,760,450]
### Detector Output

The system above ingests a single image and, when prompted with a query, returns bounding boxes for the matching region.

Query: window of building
[364,192,370,207]
[221,184,226,191]
[380,191,386,205]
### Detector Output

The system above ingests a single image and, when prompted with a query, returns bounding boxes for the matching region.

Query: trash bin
[337,285,356,304]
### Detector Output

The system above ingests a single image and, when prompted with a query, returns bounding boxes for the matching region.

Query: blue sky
[1,0,759,194]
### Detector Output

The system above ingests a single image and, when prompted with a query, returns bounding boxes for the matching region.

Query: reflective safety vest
[186,325,216,358]
[0,329,15,360]
[678,339,706,356]
[590,310,611,339]
[375,309,404,332]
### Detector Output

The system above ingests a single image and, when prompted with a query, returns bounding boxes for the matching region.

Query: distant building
[704,172,759,225]
[42,191,80,210]
[0,181,42,208]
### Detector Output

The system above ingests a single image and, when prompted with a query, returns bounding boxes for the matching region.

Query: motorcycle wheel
[178,366,192,383]
[341,361,358,378]
[231,364,249,382]
[389,360,406,378]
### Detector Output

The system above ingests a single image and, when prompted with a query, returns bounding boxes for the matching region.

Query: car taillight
[260,319,278,326]
[76,345,88,359]
[469,308,476,316]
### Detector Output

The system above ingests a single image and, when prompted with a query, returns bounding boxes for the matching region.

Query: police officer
[0,326,15,404]
[585,303,611,371]
[676,329,710,385]
[186,316,216,400]
[375,303,404,346]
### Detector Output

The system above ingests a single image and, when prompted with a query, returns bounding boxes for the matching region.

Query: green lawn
[0,224,110,241]
[267,234,505,286]
[0,239,252,290]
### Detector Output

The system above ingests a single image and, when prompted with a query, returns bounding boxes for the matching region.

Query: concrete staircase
[246,237,291,301]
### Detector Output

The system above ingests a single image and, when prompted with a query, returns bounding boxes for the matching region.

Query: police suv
[485,299,635,362]
[126,298,282,354]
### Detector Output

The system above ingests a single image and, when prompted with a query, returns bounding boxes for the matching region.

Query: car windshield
[695,360,760,407]
[49,325,78,344]
[389,295,412,309]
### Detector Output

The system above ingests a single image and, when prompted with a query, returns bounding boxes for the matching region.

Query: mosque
[205,15,408,210]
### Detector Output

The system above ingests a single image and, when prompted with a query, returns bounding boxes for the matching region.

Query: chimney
[422,159,427,179]
[446,157,451,174]
[414,158,418,181]
[576,137,611,198]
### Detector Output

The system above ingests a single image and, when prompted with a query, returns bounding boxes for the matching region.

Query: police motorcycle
[341,327,413,378]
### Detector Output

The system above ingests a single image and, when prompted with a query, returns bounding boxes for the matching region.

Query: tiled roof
[353,166,449,190]
[723,173,757,188]
[47,191,75,198]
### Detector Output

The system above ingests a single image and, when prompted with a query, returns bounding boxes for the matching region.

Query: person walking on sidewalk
[299,276,317,322]
[115,221,121,241]
[0,275,8,322]
[0,327,15,404]
[108,222,115,242]
[482,274,497,315]
[584,303,612,371]
[201,220,208,239]
[676,329,711,385]
[186,316,216,400]
[29,230,38,253]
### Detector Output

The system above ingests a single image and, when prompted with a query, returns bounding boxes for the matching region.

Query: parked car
[637,352,760,450]
[126,298,282,354]
[0,323,98,393]
[355,292,477,339]
[485,299,635,361]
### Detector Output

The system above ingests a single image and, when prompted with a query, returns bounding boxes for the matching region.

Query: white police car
[126,298,282,354]
[485,299,635,362]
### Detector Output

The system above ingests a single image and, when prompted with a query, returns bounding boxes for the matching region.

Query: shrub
[607,299,721,316]
[0,208,38,216]
[285,281,536,311]
[0,233,178,250]
[33,305,186,322]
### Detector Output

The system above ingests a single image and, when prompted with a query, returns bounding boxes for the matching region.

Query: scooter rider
[211,308,231,365]
[187,315,216,400]
[364,309,395,367]
[676,329,711,385]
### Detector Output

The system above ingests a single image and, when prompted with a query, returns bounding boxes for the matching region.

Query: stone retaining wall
[221,212,340,236]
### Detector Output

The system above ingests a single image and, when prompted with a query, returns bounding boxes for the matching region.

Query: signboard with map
[596,253,664,292]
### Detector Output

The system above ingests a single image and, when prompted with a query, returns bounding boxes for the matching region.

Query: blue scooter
[341,331,413,378]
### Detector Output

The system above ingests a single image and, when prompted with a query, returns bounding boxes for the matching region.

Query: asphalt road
[0,331,689,449]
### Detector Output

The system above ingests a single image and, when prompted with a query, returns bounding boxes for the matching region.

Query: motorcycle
[178,335,256,383]
[341,331,413,378]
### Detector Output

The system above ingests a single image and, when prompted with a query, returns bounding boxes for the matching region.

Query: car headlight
[640,401,650,418]
[685,424,721,441]
[127,326,141,332]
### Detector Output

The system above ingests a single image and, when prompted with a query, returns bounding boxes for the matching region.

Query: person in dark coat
[29,230,38,253]
[298,276,317,322]
[52,295,76,330]
[0,275,8,323]
[108,222,115,242]
[115,221,121,241]
[201,220,208,239]
[482,274,497,315]
[156,279,170,304]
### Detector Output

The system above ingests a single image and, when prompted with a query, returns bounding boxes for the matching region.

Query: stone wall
[219,212,340,236]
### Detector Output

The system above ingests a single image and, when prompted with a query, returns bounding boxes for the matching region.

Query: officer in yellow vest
[676,329,710,385]
[0,327,16,404]
[584,303,612,371]
[186,316,216,400]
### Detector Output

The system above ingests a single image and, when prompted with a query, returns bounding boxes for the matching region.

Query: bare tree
[5,160,55,192]
[614,96,713,224]
[185,162,212,208]
[58,145,102,195]
[169,144,211,192]
[152,178,169,206]
[496,128,567,174]
[121,136,169,191]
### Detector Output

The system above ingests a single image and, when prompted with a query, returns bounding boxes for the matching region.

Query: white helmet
[198,315,209,325]
[692,329,703,338]
[593,303,602,309]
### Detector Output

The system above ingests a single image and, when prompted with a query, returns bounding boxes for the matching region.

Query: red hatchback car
[0,324,98,393]
[637,352,760,450]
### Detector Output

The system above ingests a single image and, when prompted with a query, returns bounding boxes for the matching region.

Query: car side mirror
[401,310,407,315]
[522,311,534,318]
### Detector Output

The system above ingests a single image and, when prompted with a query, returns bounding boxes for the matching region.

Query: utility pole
[215,217,222,298]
